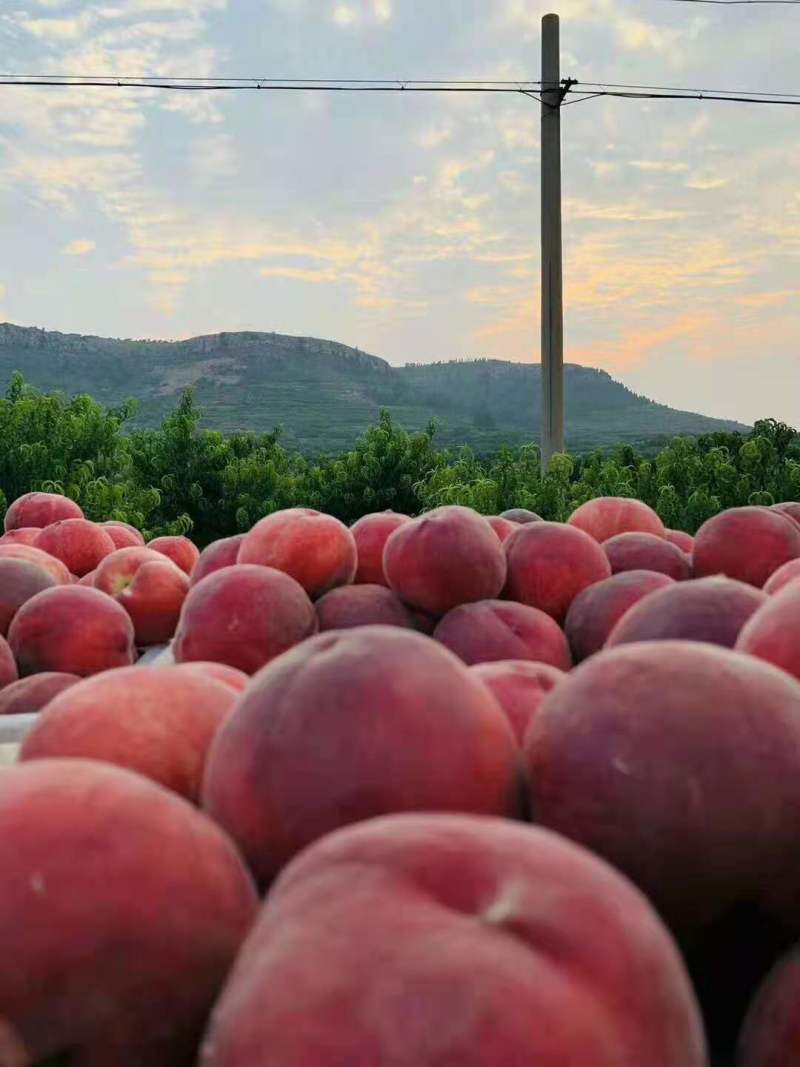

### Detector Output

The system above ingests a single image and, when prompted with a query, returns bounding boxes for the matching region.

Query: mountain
[0,323,748,454]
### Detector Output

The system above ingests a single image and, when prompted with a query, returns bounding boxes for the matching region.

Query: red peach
[0,673,80,716]
[0,528,40,547]
[434,599,572,669]
[568,496,665,543]
[8,585,135,676]
[606,576,767,650]
[500,508,543,524]
[101,519,145,543]
[102,522,145,549]
[693,506,800,588]
[0,759,257,1065]
[21,666,238,802]
[33,518,115,577]
[738,944,800,1067]
[315,584,416,631]
[486,515,520,543]
[564,570,676,662]
[350,512,411,586]
[199,814,706,1067]
[173,661,250,693]
[95,547,189,646]
[764,559,800,595]
[603,532,692,581]
[525,641,800,937]
[191,534,246,587]
[736,583,800,683]
[77,569,96,586]
[0,559,57,636]
[173,564,317,675]
[147,535,200,576]
[772,502,800,529]
[470,660,566,743]
[504,521,612,624]
[0,636,18,690]
[0,544,72,584]
[3,491,83,532]
[202,626,523,884]
[665,529,695,554]
[383,506,507,616]
[239,509,357,598]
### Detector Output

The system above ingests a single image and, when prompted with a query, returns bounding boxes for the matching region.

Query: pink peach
[434,599,572,669]
[350,512,411,586]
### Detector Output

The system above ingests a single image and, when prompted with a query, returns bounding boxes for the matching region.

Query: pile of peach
[3,491,800,1064]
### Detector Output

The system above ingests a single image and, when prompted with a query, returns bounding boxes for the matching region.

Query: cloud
[737,291,796,309]
[569,311,716,370]
[332,4,355,25]
[62,239,96,256]
[260,266,343,284]
[629,160,689,174]
[565,199,694,223]
[685,174,730,191]
[373,0,391,20]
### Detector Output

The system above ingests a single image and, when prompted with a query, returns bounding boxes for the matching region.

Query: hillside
[0,323,748,453]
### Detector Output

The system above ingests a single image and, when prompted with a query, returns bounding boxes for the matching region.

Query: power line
[0,75,544,86]
[660,0,800,5]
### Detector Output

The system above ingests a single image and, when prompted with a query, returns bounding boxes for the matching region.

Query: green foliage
[0,376,796,541]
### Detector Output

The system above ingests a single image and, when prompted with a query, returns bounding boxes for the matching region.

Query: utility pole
[540,13,565,472]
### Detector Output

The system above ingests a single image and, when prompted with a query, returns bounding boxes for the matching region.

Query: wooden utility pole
[540,13,565,472]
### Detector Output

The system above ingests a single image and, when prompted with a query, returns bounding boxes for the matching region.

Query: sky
[0,0,798,428]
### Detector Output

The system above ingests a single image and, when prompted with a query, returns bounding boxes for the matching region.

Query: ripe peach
[199,814,706,1067]
[147,535,200,576]
[772,502,800,529]
[8,585,136,676]
[95,546,189,646]
[0,636,18,690]
[526,641,800,938]
[764,558,800,595]
[504,521,612,624]
[78,569,97,586]
[606,576,766,650]
[239,508,357,598]
[486,515,520,543]
[693,506,800,588]
[173,661,250,693]
[0,559,57,636]
[0,528,40,547]
[33,518,115,577]
[101,522,145,549]
[470,660,566,743]
[736,583,800,682]
[568,496,665,543]
[0,543,72,584]
[191,534,246,587]
[0,759,257,1065]
[666,529,695,554]
[315,583,416,631]
[350,512,411,586]
[738,944,800,1067]
[500,508,543,524]
[21,666,238,802]
[202,626,523,884]
[3,491,83,532]
[603,532,691,581]
[173,564,317,675]
[434,599,572,669]
[383,506,507,616]
[565,570,675,662]
[0,673,79,716]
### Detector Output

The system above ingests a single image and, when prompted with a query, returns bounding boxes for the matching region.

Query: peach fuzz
[173,661,250,693]
[191,534,246,587]
[564,570,675,662]
[315,584,416,632]
[568,496,665,543]
[764,558,800,595]
[0,543,72,584]
[101,522,145,549]
[525,641,800,938]
[469,660,566,743]
[0,636,18,690]
[350,511,411,586]
[0,673,79,716]
[8,585,135,677]
[199,814,706,1067]
[504,521,612,625]
[606,576,766,650]
[147,535,200,576]
[665,529,695,554]
[736,583,800,683]
[0,558,57,636]
[202,626,523,885]
[383,505,507,616]
[21,666,238,802]
[33,518,115,577]
[0,528,40,547]
[603,532,691,581]
[486,515,520,543]
[239,508,357,598]
[95,546,189,646]
[0,759,257,1065]
[433,599,572,669]
[173,564,317,675]
[3,491,83,532]
[500,507,543,524]
[693,506,800,588]
[738,944,800,1067]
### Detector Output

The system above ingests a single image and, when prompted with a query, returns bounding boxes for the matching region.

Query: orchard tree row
[0,371,798,545]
